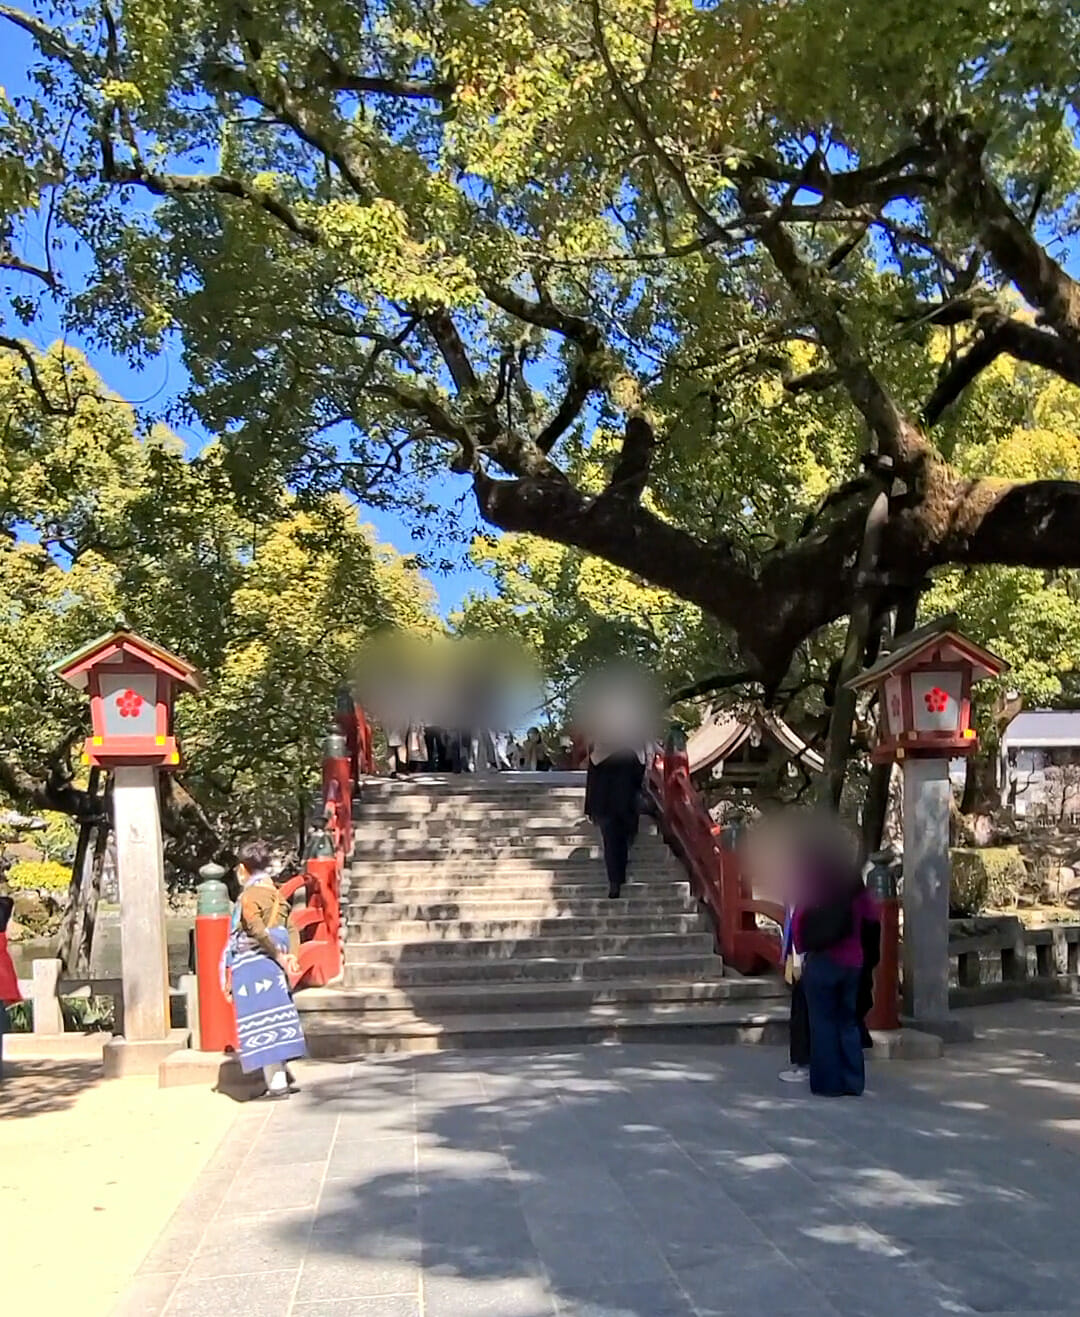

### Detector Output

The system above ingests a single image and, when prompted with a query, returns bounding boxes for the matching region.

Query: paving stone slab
[164,1269,298,1317]
[293,1301,419,1317]
[114,1012,1080,1317]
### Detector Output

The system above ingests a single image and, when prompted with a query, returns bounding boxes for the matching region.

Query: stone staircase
[296,774,786,1054]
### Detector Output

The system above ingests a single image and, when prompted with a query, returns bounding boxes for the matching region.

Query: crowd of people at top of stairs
[382,725,574,776]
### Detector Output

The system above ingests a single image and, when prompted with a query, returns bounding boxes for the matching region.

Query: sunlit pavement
[116,999,1080,1316]
[1,1063,237,1317]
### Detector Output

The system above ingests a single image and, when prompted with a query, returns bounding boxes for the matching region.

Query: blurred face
[744,821,798,904]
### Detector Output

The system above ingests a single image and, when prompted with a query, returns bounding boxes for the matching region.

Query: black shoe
[608,884,623,900]
[253,1087,290,1101]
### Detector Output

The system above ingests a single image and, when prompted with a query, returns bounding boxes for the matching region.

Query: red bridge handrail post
[648,722,781,975]
[284,724,352,988]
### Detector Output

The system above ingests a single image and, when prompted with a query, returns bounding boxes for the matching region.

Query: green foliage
[0,347,439,858]
[950,847,1029,916]
[6,858,70,891]
[39,812,79,863]
[924,354,1080,715]
[3,996,114,1034]
[1,0,1080,749]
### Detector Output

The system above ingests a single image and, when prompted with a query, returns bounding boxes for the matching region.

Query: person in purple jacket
[791,819,879,1097]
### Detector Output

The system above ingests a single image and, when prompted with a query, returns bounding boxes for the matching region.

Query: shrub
[40,812,79,864]
[6,859,71,892]
[950,847,1028,916]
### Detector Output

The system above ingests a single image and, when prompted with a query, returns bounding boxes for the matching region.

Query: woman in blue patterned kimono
[222,839,307,1099]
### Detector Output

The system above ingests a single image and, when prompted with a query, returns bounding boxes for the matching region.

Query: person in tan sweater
[223,840,306,1098]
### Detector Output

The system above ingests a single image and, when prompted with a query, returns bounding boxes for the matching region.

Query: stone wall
[948,916,1080,1006]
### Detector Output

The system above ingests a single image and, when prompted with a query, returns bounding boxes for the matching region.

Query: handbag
[800,894,854,953]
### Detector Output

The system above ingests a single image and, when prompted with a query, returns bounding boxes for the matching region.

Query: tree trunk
[79,811,110,971]
[860,587,921,859]
[820,489,889,810]
[56,768,103,973]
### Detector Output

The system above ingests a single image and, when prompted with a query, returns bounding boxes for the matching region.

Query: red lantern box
[847,616,1007,764]
[53,628,203,769]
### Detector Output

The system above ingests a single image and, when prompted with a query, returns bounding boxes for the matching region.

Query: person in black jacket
[586,745,646,898]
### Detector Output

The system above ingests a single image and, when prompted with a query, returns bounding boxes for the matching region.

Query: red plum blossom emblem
[924,687,949,714]
[117,689,145,718]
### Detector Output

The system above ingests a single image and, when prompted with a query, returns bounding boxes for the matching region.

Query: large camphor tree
[4,0,1080,812]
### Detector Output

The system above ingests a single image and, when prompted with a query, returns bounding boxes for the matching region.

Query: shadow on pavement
[0,1057,104,1119]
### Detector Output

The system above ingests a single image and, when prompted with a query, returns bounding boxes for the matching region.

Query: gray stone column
[902,756,952,1025]
[112,765,170,1041]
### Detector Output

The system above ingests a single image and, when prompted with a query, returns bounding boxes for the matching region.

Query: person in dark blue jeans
[795,883,879,1097]
[801,953,865,1096]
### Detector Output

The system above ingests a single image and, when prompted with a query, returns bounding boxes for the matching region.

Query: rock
[12,891,51,934]
[1049,866,1076,903]
[5,917,28,943]
[971,815,995,847]
[10,890,63,937]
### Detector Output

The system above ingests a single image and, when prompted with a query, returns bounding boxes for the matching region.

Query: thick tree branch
[934,122,1080,346]
[0,735,95,819]
[602,413,656,503]
[104,163,320,243]
[482,283,602,351]
[307,53,453,103]
[924,314,1080,425]
[0,4,98,79]
[740,144,938,212]
[481,283,606,455]
[424,309,478,394]
[739,182,925,466]
[535,356,599,454]
[475,466,810,680]
[666,670,757,705]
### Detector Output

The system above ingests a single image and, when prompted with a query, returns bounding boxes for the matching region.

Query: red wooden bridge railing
[647,725,783,975]
[280,698,374,988]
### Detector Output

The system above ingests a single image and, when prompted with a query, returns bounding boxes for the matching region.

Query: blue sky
[0,24,490,617]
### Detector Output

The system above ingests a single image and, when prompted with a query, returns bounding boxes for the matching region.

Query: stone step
[347,880,691,905]
[342,951,719,987]
[358,781,587,803]
[345,913,707,941]
[300,1001,788,1056]
[352,818,616,838]
[350,841,671,862]
[348,857,677,880]
[351,833,624,851]
[346,930,715,964]
[296,976,787,1017]
[347,896,698,922]
[356,801,593,818]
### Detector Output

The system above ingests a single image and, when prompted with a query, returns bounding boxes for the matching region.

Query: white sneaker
[779,1066,809,1083]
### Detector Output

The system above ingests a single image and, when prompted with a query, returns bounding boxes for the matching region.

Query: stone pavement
[117,1003,1080,1317]
[1,1058,238,1317]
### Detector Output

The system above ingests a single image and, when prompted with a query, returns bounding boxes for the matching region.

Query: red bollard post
[866,852,901,1032]
[194,865,238,1052]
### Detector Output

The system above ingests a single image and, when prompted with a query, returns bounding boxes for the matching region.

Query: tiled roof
[1003,710,1080,746]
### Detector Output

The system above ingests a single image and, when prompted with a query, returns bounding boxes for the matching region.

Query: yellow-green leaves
[313,197,478,308]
